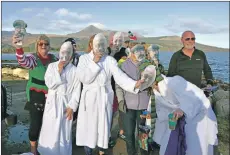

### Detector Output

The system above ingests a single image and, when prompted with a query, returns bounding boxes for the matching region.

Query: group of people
[12,30,218,155]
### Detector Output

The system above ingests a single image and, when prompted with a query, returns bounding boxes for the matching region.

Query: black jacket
[110,47,127,93]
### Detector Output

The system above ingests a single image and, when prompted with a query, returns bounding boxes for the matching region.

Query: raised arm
[16,48,37,69]
[109,57,138,94]
[44,63,67,90]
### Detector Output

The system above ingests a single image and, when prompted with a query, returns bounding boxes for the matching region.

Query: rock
[219,83,230,91]
[215,99,229,117]
[12,68,29,80]
[208,96,214,105]
[2,68,13,75]
[212,90,229,103]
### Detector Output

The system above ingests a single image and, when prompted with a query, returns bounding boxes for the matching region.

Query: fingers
[12,35,20,44]
[173,110,183,120]
[65,108,73,120]
[140,79,145,83]
[66,111,72,120]
[98,52,103,57]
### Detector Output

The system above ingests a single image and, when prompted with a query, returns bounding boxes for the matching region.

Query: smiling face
[37,40,50,56]
[181,31,196,50]
[36,35,50,56]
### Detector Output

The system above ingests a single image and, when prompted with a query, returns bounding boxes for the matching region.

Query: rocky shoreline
[1,66,229,90]
[1,66,230,155]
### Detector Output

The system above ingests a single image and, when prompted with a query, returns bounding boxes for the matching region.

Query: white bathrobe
[38,61,81,155]
[75,51,138,149]
[152,75,218,155]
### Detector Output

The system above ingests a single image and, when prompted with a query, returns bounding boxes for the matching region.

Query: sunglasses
[185,37,196,41]
[38,42,50,46]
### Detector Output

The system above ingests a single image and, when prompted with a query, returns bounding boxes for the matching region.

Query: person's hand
[93,52,103,63]
[206,84,212,89]
[152,82,159,92]
[140,114,146,119]
[121,56,127,60]
[12,34,23,49]
[173,109,184,120]
[135,79,145,89]
[118,100,127,113]
[65,107,73,120]
[58,61,65,73]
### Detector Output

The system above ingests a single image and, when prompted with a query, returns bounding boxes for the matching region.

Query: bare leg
[30,141,38,155]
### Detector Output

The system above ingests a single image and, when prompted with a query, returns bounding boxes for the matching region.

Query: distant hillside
[67,25,104,38]
[1,25,229,53]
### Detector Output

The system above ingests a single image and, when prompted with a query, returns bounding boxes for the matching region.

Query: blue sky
[2,1,229,48]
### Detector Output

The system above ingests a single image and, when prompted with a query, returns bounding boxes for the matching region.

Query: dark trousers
[123,109,147,155]
[27,90,45,141]
[84,146,106,155]
[29,105,44,141]
[118,110,125,131]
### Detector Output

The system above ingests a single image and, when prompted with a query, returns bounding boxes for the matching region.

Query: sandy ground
[1,77,159,155]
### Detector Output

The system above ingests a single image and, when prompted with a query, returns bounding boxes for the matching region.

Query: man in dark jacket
[167,31,214,88]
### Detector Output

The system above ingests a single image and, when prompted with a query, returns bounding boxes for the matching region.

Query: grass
[217,116,230,155]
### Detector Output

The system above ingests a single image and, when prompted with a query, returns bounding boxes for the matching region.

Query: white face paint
[149,50,159,60]
[133,46,146,62]
[125,48,131,58]
[112,32,124,51]
[59,42,73,66]
[59,51,72,61]
[93,33,107,55]
[134,50,145,62]
[147,45,160,65]
[113,38,123,51]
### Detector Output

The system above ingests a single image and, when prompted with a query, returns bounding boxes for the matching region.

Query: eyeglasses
[38,42,49,46]
[185,37,196,41]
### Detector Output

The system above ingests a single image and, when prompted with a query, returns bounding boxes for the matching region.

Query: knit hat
[64,38,76,46]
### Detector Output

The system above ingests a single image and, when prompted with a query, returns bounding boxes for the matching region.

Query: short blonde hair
[35,34,50,52]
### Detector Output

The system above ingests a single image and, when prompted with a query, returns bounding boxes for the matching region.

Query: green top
[26,53,57,101]
[167,48,213,88]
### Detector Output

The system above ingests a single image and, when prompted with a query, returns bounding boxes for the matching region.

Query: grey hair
[181,30,195,38]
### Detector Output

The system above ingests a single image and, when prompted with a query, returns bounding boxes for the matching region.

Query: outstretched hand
[135,79,145,89]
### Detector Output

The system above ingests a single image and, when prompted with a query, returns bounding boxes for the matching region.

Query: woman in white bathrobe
[151,74,218,155]
[70,33,143,155]
[38,42,81,155]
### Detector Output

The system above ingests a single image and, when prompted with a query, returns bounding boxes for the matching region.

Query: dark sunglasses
[185,37,196,41]
[38,42,49,46]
